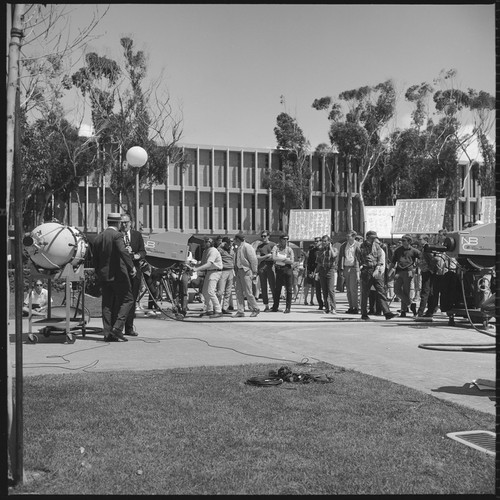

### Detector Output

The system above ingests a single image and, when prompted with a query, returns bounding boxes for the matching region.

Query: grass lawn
[8,362,495,495]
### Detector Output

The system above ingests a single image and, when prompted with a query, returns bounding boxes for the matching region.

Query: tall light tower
[126,146,148,229]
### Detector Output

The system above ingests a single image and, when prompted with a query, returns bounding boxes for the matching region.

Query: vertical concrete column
[268,151,272,231]
[211,148,215,232]
[240,150,244,230]
[334,155,339,231]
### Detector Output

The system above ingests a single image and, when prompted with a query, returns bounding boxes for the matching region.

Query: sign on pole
[480,196,496,224]
[288,209,331,240]
[364,206,396,239]
[392,198,446,234]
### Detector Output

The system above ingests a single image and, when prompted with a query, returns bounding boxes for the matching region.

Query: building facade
[66,142,484,237]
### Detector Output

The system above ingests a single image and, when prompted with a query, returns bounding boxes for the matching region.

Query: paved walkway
[9,293,496,416]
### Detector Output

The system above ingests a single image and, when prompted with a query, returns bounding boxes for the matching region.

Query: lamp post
[126,146,148,229]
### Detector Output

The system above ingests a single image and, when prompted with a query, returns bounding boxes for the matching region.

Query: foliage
[312,80,396,232]
[70,37,185,221]
[20,110,96,228]
[263,112,311,219]
[382,69,495,206]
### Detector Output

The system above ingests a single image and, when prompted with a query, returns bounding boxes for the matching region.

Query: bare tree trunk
[346,155,353,231]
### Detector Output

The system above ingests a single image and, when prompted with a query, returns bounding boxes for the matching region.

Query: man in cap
[388,234,421,317]
[355,230,395,320]
[338,230,360,314]
[93,212,137,341]
[233,232,260,317]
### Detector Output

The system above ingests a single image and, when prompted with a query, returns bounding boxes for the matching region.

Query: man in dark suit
[93,212,136,342]
[121,213,147,336]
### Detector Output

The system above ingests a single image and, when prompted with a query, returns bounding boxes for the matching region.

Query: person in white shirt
[23,280,53,317]
[271,234,295,313]
[192,237,223,318]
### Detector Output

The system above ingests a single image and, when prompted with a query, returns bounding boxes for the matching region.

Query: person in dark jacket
[307,237,324,310]
[315,234,339,314]
[121,213,147,335]
[93,212,136,342]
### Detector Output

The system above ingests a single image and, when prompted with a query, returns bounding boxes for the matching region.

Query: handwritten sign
[288,209,331,240]
[364,206,396,239]
[392,198,446,234]
[480,197,496,224]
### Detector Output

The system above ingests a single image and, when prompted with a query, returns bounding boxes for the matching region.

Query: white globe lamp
[126,146,148,228]
[126,146,148,167]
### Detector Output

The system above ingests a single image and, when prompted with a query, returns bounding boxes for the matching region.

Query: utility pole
[6,3,26,485]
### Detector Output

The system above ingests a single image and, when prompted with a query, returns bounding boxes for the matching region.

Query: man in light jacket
[233,232,260,318]
[338,230,360,314]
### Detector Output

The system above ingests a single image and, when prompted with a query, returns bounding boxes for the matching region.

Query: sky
[21,3,497,150]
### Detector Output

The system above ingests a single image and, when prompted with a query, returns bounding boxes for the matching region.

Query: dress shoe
[310,302,315,306]
[284,308,291,314]
[410,303,417,316]
[124,330,138,336]
[234,312,245,318]
[270,308,281,312]
[110,328,128,342]
[209,312,223,318]
[400,311,406,318]
[104,334,118,342]
[351,308,358,314]
[361,315,370,320]
[199,311,214,317]
[263,305,270,312]
[304,301,308,306]
[250,309,260,317]
[222,309,232,315]
[385,312,396,320]
[318,305,324,310]
[345,308,354,314]
[324,309,330,314]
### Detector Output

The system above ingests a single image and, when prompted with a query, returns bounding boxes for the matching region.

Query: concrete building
[66,142,486,237]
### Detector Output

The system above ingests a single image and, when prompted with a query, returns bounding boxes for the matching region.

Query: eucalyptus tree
[383,70,495,217]
[312,80,396,233]
[262,111,311,231]
[71,37,184,225]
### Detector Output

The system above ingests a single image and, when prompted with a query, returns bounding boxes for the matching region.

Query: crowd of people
[176,227,459,323]
[56,210,459,341]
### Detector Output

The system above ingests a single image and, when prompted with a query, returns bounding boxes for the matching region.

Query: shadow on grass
[432,383,496,401]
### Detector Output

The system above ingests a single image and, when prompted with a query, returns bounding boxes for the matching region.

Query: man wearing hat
[271,234,295,313]
[233,232,260,317]
[93,212,137,341]
[355,230,395,320]
[388,234,421,317]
